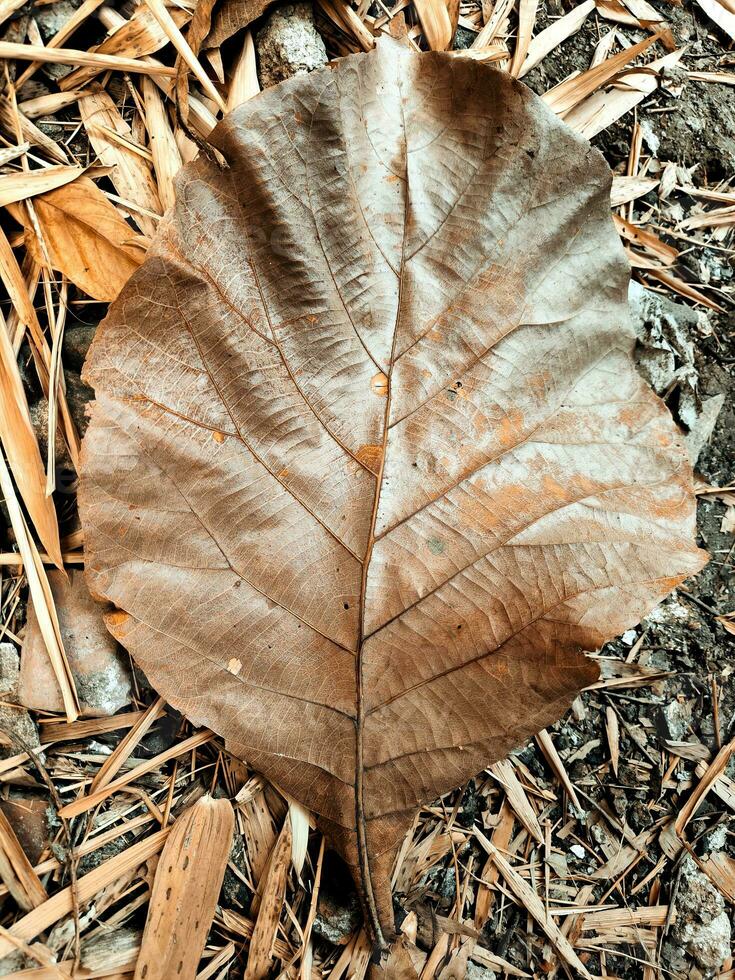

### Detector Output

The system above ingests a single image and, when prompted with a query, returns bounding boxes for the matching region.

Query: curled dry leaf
[79,41,706,949]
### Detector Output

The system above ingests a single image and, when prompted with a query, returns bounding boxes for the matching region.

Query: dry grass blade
[644,268,726,312]
[80,90,161,236]
[134,796,234,980]
[543,32,661,114]
[0,0,26,29]
[0,292,62,568]
[14,0,106,91]
[40,709,155,743]
[536,729,581,809]
[490,759,543,843]
[0,809,48,911]
[0,99,70,165]
[144,0,226,112]
[605,705,620,776]
[475,830,594,980]
[58,729,213,819]
[0,451,77,720]
[473,0,514,46]
[0,830,169,958]
[519,0,595,77]
[0,41,177,77]
[0,221,43,351]
[474,800,514,929]
[89,696,167,793]
[675,735,735,837]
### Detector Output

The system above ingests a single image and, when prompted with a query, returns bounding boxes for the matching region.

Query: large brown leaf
[78,40,706,947]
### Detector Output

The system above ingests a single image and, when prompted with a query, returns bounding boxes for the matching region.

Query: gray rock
[313,886,362,945]
[668,856,731,973]
[0,701,41,761]
[0,643,20,702]
[657,698,693,741]
[628,282,722,464]
[467,965,497,980]
[36,0,85,41]
[29,396,73,473]
[255,3,327,90]
[19,569,132,717]
[62,323,98,372]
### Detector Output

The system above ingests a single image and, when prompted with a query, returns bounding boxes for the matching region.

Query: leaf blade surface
[79,41,706,943]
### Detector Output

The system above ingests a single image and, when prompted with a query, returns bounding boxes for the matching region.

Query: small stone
[35,0,84,41]
[255,3,328,90]
[668,856,731,973]
[628,282,722,465]
[0,794,51,863]
[29,397,72,473]
[18,569,132,717]
[467,964,496,980]
[0,642,20,702]
[313,883,362,945]
[570,843,586,859]
[62,324,98,372]
[0,701,40,760]
[658,698,693,741]
[64,371,95,440]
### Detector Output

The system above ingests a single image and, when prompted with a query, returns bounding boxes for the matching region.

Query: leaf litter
[0,0,731,978]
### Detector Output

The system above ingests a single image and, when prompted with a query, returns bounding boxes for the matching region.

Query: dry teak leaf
[134,796,234,980]
[79,42,705,951]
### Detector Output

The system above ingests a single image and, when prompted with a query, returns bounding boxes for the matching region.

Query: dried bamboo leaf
[694,0,735,38]
[142,78,182,212]
[413,0,454,50]
[562,49,684,139]
[519,0,595,78]
[226,30,259,111]
[134,796,234,980]
[59,4,191,90]
[543,32,660,115]
[80,90,162,237]
[0,286,62,569]
[0,830,169,958]
[0,809,48,911]
[509,0,539,77]
[0,166,84,207]
[243,816,292,980]
[78,41,705,948]
[21,176,145,301]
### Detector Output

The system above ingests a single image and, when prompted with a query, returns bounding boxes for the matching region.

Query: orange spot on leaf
[371,372,388,397]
